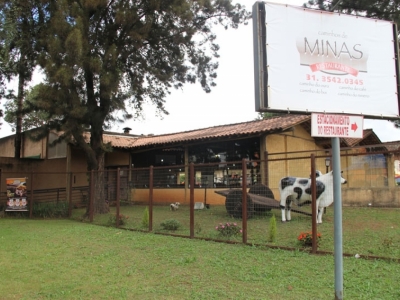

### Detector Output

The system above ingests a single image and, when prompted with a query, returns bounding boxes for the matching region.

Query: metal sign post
[253,3,400,299]
[332,137,344,300]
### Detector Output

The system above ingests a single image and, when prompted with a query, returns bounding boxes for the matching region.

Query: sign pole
[332,137,344,300]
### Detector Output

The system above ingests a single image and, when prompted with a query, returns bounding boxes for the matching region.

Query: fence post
[149,166,153,232]
[190,163,195,238]
[242,159,247,244]
[264,150,269,186]
[116,168,121,228]
[29,172,33,218]
[311,154,317,254]
[68,172,73,217]
[89,170,94,222]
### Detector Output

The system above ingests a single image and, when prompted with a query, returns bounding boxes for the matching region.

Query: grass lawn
[71,204,400,259]
[1,218,399,299]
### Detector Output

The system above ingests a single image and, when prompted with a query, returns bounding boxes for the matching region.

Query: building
[1,114,399,207]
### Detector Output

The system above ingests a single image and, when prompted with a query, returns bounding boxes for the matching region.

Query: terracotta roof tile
[129,114,310,149]
[103,133,138,148]
[383,141,400,151]
[79,132,139,149]
[342,129,381,147]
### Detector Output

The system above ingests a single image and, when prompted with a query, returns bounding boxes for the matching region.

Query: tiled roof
[103,133,139,148]
[381,141,400,152]
[0,114,389,151]
[119,114,311,149]
[342,129,382,148]
[80,132,139,148]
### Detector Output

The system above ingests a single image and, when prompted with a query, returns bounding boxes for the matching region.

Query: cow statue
[279,170,347,223]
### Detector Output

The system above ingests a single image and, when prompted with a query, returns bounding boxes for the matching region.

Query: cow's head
[329,170,347,184]
[340,171,347,184]
[310,170,322,178]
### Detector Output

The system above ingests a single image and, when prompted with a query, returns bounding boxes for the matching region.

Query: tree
[4,84,51,131]
[0,0,48,157]
[306,0,400,23]
[255,112,284,120]
[24,0,250,214]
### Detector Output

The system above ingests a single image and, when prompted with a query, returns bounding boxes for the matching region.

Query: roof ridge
[136,114,308,138]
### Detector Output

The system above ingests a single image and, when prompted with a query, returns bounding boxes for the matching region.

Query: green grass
[1,218,399,299]
[70,204,400,259]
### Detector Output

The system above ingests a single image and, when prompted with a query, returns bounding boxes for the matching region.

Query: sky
[1,0,399,142]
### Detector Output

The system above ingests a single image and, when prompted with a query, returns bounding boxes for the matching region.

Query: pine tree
[12,0,250,214]
[0,0,48,157]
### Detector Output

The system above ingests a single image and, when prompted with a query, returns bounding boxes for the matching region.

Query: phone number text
[306,74,364,85]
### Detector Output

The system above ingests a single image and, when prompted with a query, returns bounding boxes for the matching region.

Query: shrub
[32,201,69,218]
[298,231,321,246]
[141,207,149,228]
[268,214,277,242]
[195,222,202,234]
[108,214,129,226]
[215,222,242,237]
[160,219,181,231]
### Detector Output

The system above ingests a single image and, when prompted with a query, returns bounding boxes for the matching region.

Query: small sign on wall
[6,178,28,211]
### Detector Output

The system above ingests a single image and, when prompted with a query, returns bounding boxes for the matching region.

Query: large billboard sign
[253,2,400,119]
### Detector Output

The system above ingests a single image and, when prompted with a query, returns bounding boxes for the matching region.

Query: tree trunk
[92,153,109,214]
[14,75,24,158]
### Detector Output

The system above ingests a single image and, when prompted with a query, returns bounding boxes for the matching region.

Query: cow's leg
[286,207,292,221]
[286,199,292,221]
[279,192,289,222]
[280,205,286,222]
[317,206,324,224]
[316,199,323,223]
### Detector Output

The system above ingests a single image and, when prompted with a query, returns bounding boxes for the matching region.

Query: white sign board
[311,113,364,138]
[253,2,400,119]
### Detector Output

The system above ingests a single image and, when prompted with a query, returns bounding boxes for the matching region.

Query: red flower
[298,231,321,246]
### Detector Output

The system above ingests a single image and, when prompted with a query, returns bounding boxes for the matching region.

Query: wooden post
[68,173,73,217]
[149,166,153,232]
[264,150,269,187]
[190,163,194,238]
[116,168,121,228]
[29,173,33,218]
[89,170,94,222]
[242,159,247,244]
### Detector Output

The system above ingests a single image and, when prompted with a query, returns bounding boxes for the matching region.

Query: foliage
[306,0,400,22]
[32,201,69,218]
[13,0,250,167]
[160,219,181,231]
[195,222,202,234]
[108,213,129,226]
[268,214,277,242]
[255,112,285,120]
[4,84,51,131]
[215,222,242,237]
[141,206,149,228]
[0,0,250,214]
[298,231,322,246]
[0,0,48,157]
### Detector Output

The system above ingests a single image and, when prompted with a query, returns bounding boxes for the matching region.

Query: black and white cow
[278,171,347,223]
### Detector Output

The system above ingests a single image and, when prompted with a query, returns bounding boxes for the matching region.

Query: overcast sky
[1,0,399,142]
